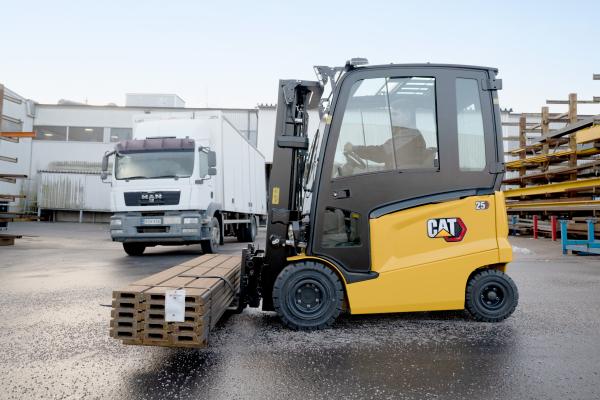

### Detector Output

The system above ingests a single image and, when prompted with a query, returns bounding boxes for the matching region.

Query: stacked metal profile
[110,254,241,348]
[502,74,600,237]
[0,84,34,245]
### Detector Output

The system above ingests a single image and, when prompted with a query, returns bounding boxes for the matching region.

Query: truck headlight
[182,228,199,234]
[163,216,181,225]
[183,217,199,224]
[111,229,124,235]
[110,219,122,227]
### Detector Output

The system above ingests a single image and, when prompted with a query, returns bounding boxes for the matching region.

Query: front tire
[123,243,145,256]
[466,269,518,322]
[201,217,220,254]
[273,261,344,330]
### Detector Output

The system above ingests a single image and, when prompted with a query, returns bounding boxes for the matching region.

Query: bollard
[551,216,557,241]
[533,215,538,239]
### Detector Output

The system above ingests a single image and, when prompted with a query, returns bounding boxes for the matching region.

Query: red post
[551,216,557,241]
[533,215,539,239]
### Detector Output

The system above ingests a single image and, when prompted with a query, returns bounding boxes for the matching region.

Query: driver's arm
[349,143,387,164]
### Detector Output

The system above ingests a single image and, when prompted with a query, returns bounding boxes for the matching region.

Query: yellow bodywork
[288,192,512,315]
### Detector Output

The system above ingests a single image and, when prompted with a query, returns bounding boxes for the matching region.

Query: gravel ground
[1,222,599,400]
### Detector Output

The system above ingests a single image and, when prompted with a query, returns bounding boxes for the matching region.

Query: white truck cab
[102,115,266,255]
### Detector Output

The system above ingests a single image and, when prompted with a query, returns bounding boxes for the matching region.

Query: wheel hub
[480,284,505,309]
[293,282,323,312]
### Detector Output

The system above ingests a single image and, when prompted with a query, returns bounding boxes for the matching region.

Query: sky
[2,0,600,114]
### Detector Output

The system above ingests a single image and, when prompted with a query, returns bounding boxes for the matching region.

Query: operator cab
[309,62,504,274]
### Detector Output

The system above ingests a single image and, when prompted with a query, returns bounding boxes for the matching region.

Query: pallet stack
[502,73,600,238]
[110,254,241,348]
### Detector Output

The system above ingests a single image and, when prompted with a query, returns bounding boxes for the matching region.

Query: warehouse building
[1,86,279,221]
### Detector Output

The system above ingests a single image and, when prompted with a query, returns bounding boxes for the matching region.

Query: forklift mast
[250,79,322,310]
[239,60,368,311]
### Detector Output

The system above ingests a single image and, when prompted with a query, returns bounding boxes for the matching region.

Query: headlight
[183,217,199,224]
[111,229,124,235]
[182,228,199,234]
[163,216,181,225]
[110,219,122,227]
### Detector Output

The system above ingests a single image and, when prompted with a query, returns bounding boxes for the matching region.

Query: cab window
[332,77,438,178]
[456,78,486,171]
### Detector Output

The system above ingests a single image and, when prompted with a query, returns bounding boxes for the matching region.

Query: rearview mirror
[208,151,217,168]
[208,167,217,176]
[101,150,115,181]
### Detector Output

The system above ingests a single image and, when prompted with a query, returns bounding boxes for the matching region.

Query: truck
[101,113,267,256]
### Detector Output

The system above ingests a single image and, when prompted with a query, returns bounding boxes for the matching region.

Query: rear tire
[236,216,257,242]
[201,217,220,254]
[466,269,518,322]
[123,243,145,256]
[273,261,344,330]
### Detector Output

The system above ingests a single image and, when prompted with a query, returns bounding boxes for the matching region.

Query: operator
[344,106,427,169]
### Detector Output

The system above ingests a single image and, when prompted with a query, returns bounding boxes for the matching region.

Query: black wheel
[237,216,257,243]
[272,261,344,330]
[466,269,518,322]
[201,217,220,254]
[123,243,145,256]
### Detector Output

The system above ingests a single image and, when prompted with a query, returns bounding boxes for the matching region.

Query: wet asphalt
[1,222,599,400]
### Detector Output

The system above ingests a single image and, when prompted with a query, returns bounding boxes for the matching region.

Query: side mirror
[208,167,217,176]
[208,151,217,168]
[101,150,115,182]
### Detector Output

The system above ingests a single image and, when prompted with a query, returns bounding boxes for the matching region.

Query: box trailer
[101,113,267,255]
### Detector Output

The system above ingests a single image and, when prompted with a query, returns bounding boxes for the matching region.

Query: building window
[68,127,103,142]
[456,78,486,171]
[34,126,67,141]
[110,128,132,142]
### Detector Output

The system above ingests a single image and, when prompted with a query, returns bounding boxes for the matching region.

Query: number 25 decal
[475,201,489,210]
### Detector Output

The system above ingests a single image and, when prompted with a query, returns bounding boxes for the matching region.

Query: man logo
[141,192,163,203]
[427,218,467,242]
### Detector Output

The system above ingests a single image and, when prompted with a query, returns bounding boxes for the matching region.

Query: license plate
[143,218,162,225]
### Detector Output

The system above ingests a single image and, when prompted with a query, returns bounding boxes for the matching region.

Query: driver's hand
[344,142,353,152]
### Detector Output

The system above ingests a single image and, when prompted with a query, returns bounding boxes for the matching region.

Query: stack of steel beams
[110,254,241,348]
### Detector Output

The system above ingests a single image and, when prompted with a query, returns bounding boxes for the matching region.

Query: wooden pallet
[0,234,22,246]
[110,254,241,348]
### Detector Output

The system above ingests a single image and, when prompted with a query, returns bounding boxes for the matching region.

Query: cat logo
[427,218,467,242]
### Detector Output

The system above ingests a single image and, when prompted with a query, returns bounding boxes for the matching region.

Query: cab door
[309,66,499,273]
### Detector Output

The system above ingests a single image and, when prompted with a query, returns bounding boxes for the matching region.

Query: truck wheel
[465,269,518,322]
[201,217,220,254]
[247,216,257,242]
[273,261,344,330]
[123,243,145,256]
[237,216,257,242]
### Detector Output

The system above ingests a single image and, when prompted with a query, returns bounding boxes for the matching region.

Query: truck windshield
[115,150,194,180]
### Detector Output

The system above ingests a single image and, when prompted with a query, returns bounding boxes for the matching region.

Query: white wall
[257,107,276,162]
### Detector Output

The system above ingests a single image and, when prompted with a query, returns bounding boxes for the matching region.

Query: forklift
[237,59,517,330]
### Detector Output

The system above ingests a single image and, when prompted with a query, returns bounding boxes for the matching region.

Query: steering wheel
[343,151,367,169]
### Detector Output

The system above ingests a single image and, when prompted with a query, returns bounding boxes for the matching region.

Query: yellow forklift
[238,58,517,329]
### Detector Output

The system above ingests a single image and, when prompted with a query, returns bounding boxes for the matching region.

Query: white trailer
[102,113,267,255]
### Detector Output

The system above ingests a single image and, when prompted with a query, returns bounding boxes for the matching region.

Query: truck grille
[124,191,180,206]
[136,226,169,234]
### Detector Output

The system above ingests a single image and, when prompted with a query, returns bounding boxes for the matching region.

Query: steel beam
[503,177,600,198]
